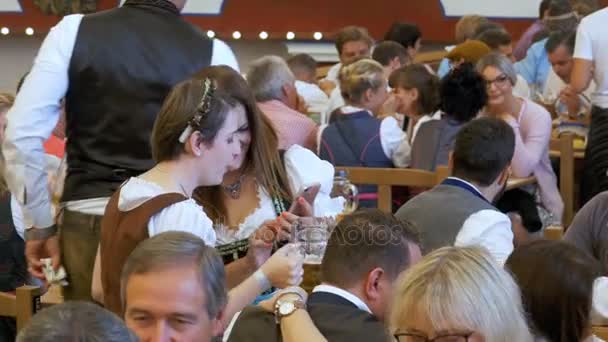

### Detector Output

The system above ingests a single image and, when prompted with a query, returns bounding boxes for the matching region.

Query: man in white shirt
[2,0,239,301]
[322,26,373,89]
[396,118,516,266]
[544,30,594,117]
[323,42,409,125]
[226,209,422,342]
[287,53,329,115]
[568,6,608,205]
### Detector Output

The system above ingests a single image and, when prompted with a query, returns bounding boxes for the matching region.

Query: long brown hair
[192,66,292,222]
[151,77,238,163]
[389,64,440,115]
[506,240,602,342]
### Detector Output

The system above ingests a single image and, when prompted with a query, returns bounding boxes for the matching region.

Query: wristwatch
[274,295,306,323]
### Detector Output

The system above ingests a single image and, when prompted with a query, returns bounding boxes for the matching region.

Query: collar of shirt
[313,284,372,314]
[341,105,372,116]
[446,177,485,198]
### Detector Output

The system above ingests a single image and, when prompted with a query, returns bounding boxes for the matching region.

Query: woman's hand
[378,94,400,119]
[260,244,304,289]
[259,286,308,313]
[289,196,314,217]
[253,212,299,245]
[246,225,275,269]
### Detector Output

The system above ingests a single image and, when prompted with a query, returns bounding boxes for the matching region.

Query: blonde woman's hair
[455,15,489,43]
[390,246,533,342]
[0,93,15,194]
[0,93,14,114]
[339,59,385,105]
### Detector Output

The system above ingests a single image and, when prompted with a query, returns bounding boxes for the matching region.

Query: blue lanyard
[441,178,489,204]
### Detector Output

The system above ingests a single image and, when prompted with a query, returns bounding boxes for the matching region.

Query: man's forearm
[3,140,56,230]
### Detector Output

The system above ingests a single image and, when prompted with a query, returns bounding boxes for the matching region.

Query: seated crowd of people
[1,0,607,341]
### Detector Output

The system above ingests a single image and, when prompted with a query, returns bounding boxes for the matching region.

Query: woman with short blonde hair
[391,246,533,342]
[338,59,386,106]
[318,59,411,208]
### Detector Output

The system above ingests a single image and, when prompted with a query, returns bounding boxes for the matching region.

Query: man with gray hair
[17,301,137,342]
[121,231,228,342]
[247,56,318,151]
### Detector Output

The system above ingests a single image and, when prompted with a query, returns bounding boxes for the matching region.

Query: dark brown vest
[100,188,186,315]
[63,0,213,202]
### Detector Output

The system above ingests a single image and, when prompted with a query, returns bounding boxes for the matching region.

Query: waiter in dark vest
[567,6,608,205]
[3,0,238,301]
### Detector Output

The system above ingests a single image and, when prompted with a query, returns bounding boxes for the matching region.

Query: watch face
[279,302,296,315]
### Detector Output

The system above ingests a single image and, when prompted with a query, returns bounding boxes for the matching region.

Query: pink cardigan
[503,99,564,222]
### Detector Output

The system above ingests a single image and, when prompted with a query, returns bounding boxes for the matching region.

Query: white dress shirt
[295,80,329,114]
[313,284,372,314]
[3,14,239,229]
[448,178,514,266]
[317,106,411,168]
[322,86,346,125]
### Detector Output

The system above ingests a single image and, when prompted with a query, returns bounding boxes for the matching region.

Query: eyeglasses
[394,331,473,342]
[484,74,510,89]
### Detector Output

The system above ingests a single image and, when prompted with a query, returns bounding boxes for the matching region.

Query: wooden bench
[0,286,43,332]
[335,167,443,213]
[549,133,575,226]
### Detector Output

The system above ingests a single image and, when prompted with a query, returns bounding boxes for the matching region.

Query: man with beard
[395,117,515,265]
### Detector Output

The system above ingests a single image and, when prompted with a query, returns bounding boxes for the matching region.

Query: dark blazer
[226,291,388,342]
[306,291,389,342]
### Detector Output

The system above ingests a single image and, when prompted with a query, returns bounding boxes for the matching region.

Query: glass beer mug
[331,170,358,215]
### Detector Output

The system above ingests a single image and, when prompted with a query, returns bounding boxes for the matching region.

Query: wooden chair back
[593,326,608,340]
[335,167,443,213]
[0,286,43,332]
[549,133,575,226]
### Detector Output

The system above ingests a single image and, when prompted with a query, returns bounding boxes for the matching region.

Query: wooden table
[506,176,537,191]
[549,150,585,159]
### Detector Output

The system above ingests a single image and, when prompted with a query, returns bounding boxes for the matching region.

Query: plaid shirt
[258,100,318,151]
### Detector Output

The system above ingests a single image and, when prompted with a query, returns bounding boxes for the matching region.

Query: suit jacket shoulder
[307,292,389,342]
[226,306,281,342]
